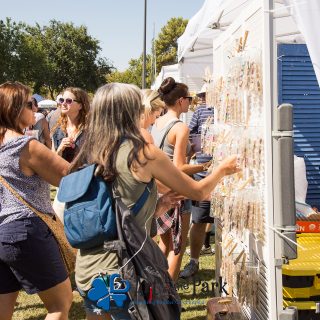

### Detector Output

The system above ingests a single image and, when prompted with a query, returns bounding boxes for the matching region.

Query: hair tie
[150,94,161,103]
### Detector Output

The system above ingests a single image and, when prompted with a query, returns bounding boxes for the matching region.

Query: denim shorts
[191,174,214,224]
[180,199,192,214]
[0,217,68,294]
[78,286,131,319]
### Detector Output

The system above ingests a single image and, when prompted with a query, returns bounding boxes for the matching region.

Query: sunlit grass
[13,253,215,320]
[12,188,215,319]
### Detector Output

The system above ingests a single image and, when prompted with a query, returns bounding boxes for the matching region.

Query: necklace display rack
[203,37,265,312]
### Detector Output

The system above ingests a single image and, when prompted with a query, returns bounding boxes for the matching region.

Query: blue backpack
[57,164,153,249]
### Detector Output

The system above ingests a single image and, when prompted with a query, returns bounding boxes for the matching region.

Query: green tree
[0,18,33,83]
[107,54,152,88]
[154,17,188,73]
[107,17,187,88]
[0,19,113,96]
[25,20,113,98]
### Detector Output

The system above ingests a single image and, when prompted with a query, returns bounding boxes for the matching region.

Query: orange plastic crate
[296,221,320,233]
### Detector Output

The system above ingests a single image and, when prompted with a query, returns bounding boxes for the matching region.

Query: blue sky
[1,0,203,71]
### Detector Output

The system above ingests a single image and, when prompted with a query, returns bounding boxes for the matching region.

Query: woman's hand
[218,155,241,176]
[202,161,212,171]
[56,137,75,155]
[154,191,185,218]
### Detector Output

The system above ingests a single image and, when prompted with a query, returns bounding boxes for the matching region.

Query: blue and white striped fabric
[188,104,214,177]
[189,104,214,135]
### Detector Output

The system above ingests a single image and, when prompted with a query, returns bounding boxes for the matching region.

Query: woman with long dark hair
[151,77,211,281]
[69,82,239,319]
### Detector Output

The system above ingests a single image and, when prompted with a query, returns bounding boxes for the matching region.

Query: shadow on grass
[181,300,208,320]
[15,300,86,320]
[177,270,216,291]
[182,304,207,313]
[69,300,86,319]
[15,303,44,311]
[178,273,220,301]
[178,269,216,284]
[183,316,206,320]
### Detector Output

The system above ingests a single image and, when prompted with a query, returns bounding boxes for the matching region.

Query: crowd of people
[0,79,240,320]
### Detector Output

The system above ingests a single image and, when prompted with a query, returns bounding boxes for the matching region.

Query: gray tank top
[0,136,54,226]
[151,118,191,160]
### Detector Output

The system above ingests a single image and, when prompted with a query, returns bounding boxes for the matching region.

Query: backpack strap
[131,180,154,215]
[159,120,182,150]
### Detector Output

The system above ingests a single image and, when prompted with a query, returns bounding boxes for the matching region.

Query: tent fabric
[176,0,251,92]
[38,99,57,109]
[177,0,320,87]
[177,0,252,61]
[283,0,320,86]
[177,0,223,61]
[151,64,180,90]
[178,56,212,94]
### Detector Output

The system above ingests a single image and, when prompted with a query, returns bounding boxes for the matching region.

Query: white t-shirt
[294,155,308,203]
[35,112,45,123]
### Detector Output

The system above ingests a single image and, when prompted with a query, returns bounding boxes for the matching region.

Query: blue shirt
[52,127,85,163]
[189,104,214,135]
[188,104,214,177]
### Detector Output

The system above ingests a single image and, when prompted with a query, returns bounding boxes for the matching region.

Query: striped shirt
[188,104,214,177]
[189,104,214,135]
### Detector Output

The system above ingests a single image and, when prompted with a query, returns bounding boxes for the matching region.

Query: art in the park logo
[176,276,229,296]
[88,274,131,311]
[87,273,228,311]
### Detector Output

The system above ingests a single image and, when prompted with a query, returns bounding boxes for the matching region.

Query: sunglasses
[183,96,193,103]
[59,97,80,105]
[26,101,33,110]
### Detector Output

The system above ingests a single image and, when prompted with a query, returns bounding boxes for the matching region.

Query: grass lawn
[12,188,216,319]
[12,252,215,320]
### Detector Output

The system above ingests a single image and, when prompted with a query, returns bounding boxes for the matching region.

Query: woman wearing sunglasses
[140,89,165,144]
[26,97,52,149]
[51,88,90,222]
[51,88,90,163]
[151,77,211,282]
[0,82,72,319]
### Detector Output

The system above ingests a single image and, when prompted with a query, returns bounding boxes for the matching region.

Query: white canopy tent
[283,0,320,85]
[151,63,194,124]
[177,0,320,90]
[38,99,57,109]
[151,60,213,94]
[151,64,180,90]
[177,0,224,62]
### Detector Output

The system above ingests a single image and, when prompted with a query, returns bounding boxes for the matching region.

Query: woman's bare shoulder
[20,139,53,163]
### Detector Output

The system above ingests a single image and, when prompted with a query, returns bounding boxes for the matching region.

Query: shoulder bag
[0,175,76,274]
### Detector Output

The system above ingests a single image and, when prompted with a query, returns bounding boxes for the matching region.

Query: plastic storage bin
[283,234,320,319]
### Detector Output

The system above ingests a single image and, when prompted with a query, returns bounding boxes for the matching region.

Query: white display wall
[204,1,280,319]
